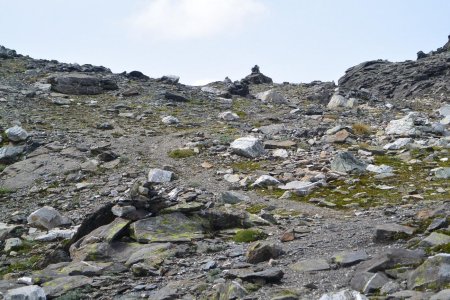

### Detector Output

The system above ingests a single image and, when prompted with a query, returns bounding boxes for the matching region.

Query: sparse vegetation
[233,229,268,243]
[352,123,372,136]
[168,148,196,159]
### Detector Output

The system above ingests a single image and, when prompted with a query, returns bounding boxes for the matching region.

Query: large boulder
[230,136,265,158]
[49,73,118,95]
[319,289,368,300]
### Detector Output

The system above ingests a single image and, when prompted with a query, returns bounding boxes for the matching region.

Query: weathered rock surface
[49,73,118,95]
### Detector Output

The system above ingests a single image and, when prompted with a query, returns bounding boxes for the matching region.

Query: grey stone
[27,206,71,230]
[278,180,320,195]
[211,281,248,300]
[42,275,92,298]
[0,145,26,164]
[327,94,356,109]
[419,232,450,248]
[255,89,287,104]
[435,167,450,179]
[158,75,180,84]
[357,248,425,273]
[230,136,265,158]
[385,113,421,136]
[246,242,283,264]
[290,258,330,273]
[430,289,450,300]
[330,151,367,174]
[427,218,448,232]
[251,175,280,187]
[131,213,204,243]
[350,272,390,294]
[319,289,368,300]
[221,191,250,204]
[4,285,46,300]
[5,126,28,142]
[148,168,173,183]
[238,268,284,283]
[331,250,369,267]
[259,124,287,135]
[374,223,415,242]
[408,253,450,290]
[4,238,22,252]
[161,115,179,125]
[366,164,394,174]
[218,111,240,121]
[383,138,412,150]
[387,290,429,300]
[49,73,118,95]
[163,91,188,102]
[380,281,401,295]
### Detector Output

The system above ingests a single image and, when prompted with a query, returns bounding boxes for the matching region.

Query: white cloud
[128,0,268,40]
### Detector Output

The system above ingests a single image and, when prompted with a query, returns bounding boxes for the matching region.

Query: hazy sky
[1,0,450,85]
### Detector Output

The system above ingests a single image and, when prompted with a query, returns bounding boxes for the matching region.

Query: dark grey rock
[246,242,283,264]
[374,223,415,242]
[350,271,390,294]
[330,151,367,174]
[357,248,425,273]
[49,73,118,95]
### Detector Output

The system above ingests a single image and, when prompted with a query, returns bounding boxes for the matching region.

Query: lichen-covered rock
[374,223,415,242]
[408,254,450,290]
[42,275,92,298]
[131,212,204,243]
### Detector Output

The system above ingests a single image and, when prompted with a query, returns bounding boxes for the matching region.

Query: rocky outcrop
[49,73,118,95]
[338,36,450,101]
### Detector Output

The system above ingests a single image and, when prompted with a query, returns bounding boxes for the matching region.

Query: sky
[1,0,450,85]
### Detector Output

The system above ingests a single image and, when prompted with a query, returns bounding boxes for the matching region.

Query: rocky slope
[0,38,449,300]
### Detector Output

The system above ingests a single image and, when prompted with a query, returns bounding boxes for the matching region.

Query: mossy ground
[168,148,196,159]
[256,151,449,209]
[233,229,268,243]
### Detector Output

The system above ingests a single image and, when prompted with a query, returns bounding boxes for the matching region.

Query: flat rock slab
[1,153,80,190]
[42,275,92,298]
[238,268,284,283]
[419,232,450,248]
[264,140,296,149]
[290,258,330,272]
[131,212,204,243]
[331,250,369,267]
[374,223,415,242]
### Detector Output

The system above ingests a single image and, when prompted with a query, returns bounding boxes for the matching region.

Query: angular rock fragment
[230,136,265,158]
[27,206,71,230]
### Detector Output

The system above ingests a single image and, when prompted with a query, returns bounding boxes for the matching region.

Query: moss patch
[233,229,268,243]
[168,148,196,159]
[245,204,268,214]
